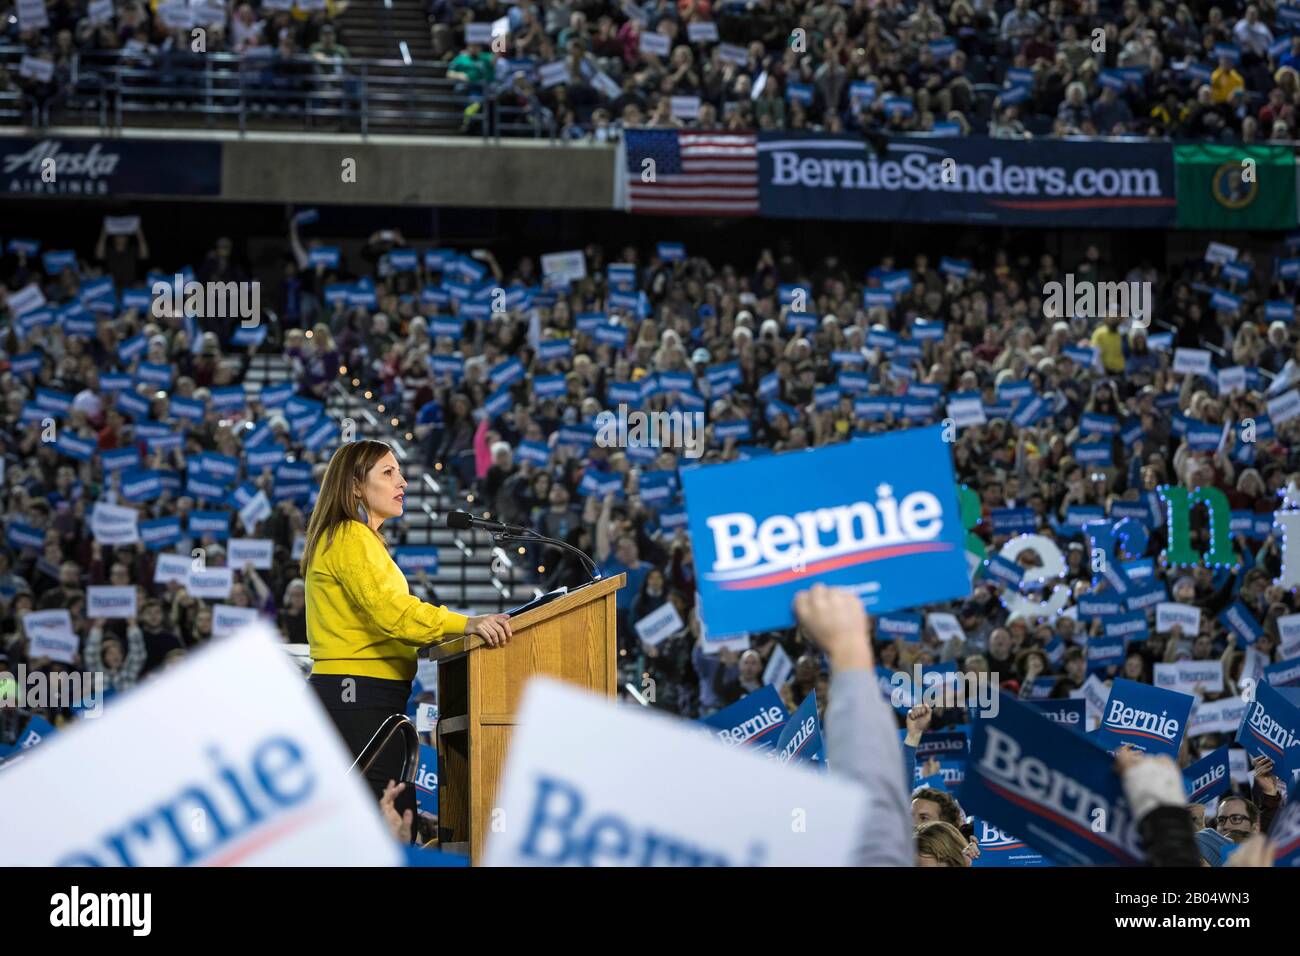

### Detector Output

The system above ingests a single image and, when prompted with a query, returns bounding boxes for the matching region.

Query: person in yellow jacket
[1210,55,1245,104]
[304,439,511,825]
[1090,313,1126,374]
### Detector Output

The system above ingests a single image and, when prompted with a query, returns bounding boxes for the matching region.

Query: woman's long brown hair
[300,440,393,576]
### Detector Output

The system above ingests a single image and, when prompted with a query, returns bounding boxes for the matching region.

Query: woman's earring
[356,500,369,524]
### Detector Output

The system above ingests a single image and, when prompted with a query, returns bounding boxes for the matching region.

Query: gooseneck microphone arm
[492,531,601,582]
[445,511,601,582]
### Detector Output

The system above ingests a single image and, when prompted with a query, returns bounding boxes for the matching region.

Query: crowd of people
[12,0,1300,141]
[3,205,1299,864]
[434,0,1300,140]
[3,0,354,120]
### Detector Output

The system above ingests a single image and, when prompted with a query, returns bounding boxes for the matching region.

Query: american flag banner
[622,128,759,216]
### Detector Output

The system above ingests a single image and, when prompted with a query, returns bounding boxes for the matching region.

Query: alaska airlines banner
[681,425,970,638]
[756,132,1176,228]
[0,138,222,197]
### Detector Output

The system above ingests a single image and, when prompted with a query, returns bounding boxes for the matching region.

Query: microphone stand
[489,528,601,583]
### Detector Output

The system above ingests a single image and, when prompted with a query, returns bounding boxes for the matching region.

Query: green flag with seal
[1175,144,1297,229]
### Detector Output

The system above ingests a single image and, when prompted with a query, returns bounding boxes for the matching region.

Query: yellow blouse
[306,519,467,681]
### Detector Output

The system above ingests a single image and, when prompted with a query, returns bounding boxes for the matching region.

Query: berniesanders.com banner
[756,132,1176,228]
[681,425,971,638]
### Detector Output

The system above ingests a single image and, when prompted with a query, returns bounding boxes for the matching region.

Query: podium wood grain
[429,574,623,863]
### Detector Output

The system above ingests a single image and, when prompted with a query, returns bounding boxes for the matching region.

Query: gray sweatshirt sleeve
[825,669,914,867]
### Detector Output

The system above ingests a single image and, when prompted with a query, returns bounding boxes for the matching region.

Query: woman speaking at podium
[303,440,512,821]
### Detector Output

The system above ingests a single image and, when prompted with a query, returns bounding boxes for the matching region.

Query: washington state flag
[1175,144,1297,230]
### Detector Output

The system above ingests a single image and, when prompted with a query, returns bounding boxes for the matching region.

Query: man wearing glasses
[1214,795,1261,844]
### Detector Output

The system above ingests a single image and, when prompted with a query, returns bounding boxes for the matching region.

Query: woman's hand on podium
[465,613,513,648]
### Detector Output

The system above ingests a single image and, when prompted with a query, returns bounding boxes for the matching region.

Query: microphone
[444,511,529,534]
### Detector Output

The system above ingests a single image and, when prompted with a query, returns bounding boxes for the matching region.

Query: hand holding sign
[1252,755,1281,796]
[793,584,872,671]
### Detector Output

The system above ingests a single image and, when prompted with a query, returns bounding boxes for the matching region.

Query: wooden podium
[426,574,624,864]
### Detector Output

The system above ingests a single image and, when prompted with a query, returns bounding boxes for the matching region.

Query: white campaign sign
[634,602,684,647]
[687,20,718,42]
[239,490,272,535]
[1154,663,1181,692]
[717,43,748,66]
[484,679,865,866]
[638,31,670,57]
[154,553,192,586]
[7,283,46,315]
[1156,602,1201,635]
[1279,613,1300,659]
[1205,241,1238,265]
[1229,746,1250,784]
[1187,696,1250,736]
[670,95,701,119]
[212,604,259,638]
[23,610,78,664]
[103,214,138,234]
[926,612,965,643]
[1242,645,1269,686]
[416,703,438,733]
[945,396,986,428]
[762,641,793,688]
[1217,366,1247,395]
[228,538,274,570]
[91,501,140,546]
[187,566,234,601]
[538,61,569,88]
[87,586,138,620]
[155,0,192,29]
[591,71,621,99]
[540,250,586,284]
[415,658,438,691]
[1173,348,1212,376]
[1079,675,1110,732]
[16,0,49,31]
[1267,389,1300,426]
[0,623,401,865]
[19,55,54,83]
[1154,660,1224,696]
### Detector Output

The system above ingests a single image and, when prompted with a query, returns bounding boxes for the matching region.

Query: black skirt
[308,673,419,823]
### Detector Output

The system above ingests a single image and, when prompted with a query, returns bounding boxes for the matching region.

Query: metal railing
[350,713,421,783]
[0,47,555,139]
